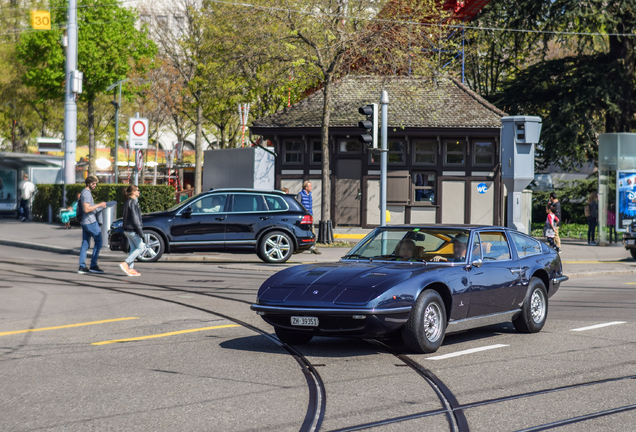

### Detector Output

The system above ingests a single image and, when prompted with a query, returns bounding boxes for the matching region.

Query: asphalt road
[1,245,635,432]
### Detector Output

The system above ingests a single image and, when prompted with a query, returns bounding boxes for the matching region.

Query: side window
[231,194,266,213]
[479,231,511,261]
[264,195,289,212]
[469,233,482,262]
[511,233,542,257]
[191,194,228,214]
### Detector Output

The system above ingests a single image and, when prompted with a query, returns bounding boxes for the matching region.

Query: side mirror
[470,258,483,268]
[181,206,192,218]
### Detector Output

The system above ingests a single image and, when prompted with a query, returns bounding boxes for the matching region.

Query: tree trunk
[194,100,203,194]
[88,98,96,176]
[320,75,333,223]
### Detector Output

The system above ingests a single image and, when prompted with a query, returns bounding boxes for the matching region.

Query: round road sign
[132,120,146,137]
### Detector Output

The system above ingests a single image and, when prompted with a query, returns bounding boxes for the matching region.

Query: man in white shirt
[18,173,35,222]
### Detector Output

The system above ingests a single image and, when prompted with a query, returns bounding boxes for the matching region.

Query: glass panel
[191,194,227,213]
[474,142,494,165]
[446,141,464,153]
[470,234,482,262]
[415,153,436,164]
[388,141,405,164]
[339,140,362,153]
[512,233,542,257]
[284,141,303,164]
[446,153,464,164]
[312,152,321,163]
[285,141,302,151]
[415,141,436,153]
[343,227,470,263]
[264,195,289,211]
[480,232,511,260]
[231,194,263,213]
[413,173,435,203]
[311,142,322,163]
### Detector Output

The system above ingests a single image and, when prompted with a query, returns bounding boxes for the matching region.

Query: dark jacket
[123,198,143,238]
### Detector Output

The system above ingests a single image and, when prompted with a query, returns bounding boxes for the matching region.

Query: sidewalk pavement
[0,220,634,278]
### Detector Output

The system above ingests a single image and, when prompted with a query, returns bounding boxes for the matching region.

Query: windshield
[343,227,471,263]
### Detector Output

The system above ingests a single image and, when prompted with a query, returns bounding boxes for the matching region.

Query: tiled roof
[252,75,505,129]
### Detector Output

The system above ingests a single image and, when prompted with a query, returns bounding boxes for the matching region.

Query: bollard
[48,205,52,223]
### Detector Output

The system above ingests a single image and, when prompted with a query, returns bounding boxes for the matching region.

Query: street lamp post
[106,79,128,184]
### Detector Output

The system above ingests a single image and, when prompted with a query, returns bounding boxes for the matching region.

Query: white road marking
[570,321,626,332]
[426,344,508,360]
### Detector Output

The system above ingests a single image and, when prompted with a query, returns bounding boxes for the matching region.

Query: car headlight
[111,220,123,230]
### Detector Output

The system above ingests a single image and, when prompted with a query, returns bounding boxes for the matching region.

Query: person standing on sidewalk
[586,190,599,245]
[78,176,107,274]
[607,203,617,244]
[18,173,35,222]
[120,185,144,277]
[549,192,562,250]
[296,181,321,255]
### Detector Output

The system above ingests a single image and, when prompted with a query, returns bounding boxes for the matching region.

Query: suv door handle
[260,216,270,220]
[215,217,226,221]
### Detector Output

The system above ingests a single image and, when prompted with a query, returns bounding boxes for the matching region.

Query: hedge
[32,184,177,221]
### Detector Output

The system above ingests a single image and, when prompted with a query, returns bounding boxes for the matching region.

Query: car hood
[257,261,441,307]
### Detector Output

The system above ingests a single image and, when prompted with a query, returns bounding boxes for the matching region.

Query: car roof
[376,224,508,230]
[207,188,286,194]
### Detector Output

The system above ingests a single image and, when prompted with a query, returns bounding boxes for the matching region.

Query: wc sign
[477,183,489,194]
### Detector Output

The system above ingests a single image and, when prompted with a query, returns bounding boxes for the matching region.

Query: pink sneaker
[129,268,141,277]
[119,262,135,276]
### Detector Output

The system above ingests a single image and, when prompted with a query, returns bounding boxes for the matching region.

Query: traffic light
[358,103,378,148]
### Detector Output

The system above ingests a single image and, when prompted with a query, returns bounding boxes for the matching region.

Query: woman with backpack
[585,191,599,246]
[120,185,144,276]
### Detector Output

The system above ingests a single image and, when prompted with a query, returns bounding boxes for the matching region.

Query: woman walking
[586,191,599,246]
[120,185,145,276]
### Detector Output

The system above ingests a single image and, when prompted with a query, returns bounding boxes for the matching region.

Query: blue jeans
[124,232,145,266]
[79,222,102,269]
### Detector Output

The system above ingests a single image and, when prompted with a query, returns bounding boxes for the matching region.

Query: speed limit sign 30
[128,118,149,149]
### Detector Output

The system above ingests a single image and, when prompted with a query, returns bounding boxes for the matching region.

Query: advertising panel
[0,169,17,210]
[617,170,636,231]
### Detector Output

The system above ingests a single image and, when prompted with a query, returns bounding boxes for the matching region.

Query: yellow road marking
[0,317,139,337]
[91,324,240,345]
[626,282,636,285]
[334,233,366,240]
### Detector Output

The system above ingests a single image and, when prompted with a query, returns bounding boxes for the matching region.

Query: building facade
[251,76,505,228]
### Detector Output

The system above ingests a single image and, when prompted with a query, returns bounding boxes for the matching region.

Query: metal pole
[380,90,389,227]
[63,0,78,185]
[113,87,119,183]
[461,25,465,84]
[134,112,139,186]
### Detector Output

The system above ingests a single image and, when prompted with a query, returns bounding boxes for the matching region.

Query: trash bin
[101,201,117,245]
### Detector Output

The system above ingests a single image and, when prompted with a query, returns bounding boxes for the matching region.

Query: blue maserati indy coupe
[251,225,568,353]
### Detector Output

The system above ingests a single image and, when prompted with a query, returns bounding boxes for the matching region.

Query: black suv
[109,189,315,263]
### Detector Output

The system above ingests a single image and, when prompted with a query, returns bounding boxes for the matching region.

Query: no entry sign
[128,117,149,149]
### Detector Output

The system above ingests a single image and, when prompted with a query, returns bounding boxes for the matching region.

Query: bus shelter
[598,133,636,245]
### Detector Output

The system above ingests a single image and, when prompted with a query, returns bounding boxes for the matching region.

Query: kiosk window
[311,141,322,164]
[413,140,437,165]
[474,141,494,166]
[413,172,436,204]
[444,140,465,165]
[283,141,303,164]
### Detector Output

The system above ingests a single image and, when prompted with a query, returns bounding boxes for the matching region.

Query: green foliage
[32,184,176,221]
[531,176,600,225]
[530,222,591,239]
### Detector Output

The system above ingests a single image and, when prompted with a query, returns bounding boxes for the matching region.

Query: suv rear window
[264,195,289,211]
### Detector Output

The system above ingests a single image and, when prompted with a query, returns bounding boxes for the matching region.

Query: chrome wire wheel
[139,232,161,261]
[530,288,547,324]
[264,234,291,261]
[423,302,443,342]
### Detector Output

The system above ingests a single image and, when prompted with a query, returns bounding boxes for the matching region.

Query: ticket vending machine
[501,116,542,234]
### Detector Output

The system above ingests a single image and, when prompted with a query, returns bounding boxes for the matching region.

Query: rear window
[264,195,289,211]
[230,194,266,212]
[511,233,542,257]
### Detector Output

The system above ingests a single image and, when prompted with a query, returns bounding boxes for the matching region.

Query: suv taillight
[300,215,313,225]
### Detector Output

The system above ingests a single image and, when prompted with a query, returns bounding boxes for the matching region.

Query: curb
[0,239,120,259]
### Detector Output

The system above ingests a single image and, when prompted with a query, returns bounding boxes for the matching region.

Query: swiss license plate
[291,316,319,327]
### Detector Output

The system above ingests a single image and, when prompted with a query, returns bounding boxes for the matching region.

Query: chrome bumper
[552,275,569,284]
[250,304,412,315]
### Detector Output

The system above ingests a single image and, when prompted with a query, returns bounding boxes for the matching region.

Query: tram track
[0,261,326,432]
[3,256,635,431]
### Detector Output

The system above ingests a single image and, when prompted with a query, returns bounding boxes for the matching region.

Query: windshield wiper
[342,253,367,260]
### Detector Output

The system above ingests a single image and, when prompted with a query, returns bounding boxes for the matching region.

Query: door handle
[215,217,226,221]
[510,268,522,274]
[260,216,270,220]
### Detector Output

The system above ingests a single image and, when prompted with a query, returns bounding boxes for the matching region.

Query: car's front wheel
[402,289,447,354]
[275,327,313,345]
[258,231,294,263]
[136,231,165,262]
[513,277,548,333]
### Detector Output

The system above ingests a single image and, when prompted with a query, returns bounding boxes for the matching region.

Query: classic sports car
[251,225,568,353]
